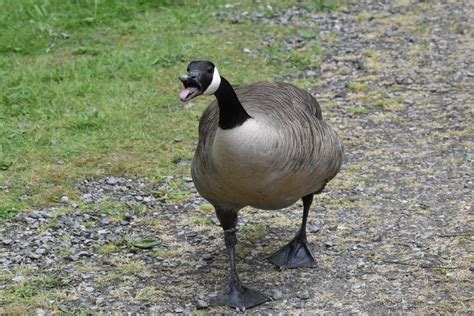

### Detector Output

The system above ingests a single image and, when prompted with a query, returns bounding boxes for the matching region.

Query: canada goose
[179,60,343,311]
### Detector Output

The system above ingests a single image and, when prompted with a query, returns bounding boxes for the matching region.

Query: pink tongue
[180,87,197,101]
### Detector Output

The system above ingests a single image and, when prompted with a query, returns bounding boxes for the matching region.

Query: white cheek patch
[203,67,221,95]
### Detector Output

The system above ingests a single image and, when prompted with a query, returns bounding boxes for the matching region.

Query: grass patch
[0,0,345,216]
[371,97,406,112]
[0,275,64,311]
[191,216,214,226]
[240,223,268,242]
[37,218,59,232]
[97,242,120,254]
[0,207,17,224]
[346,82,370,91]
[116,258,148,275]
[348,106,369,115]
[98,201,130,221]
[135,286,165,303]
[198,203,214,214]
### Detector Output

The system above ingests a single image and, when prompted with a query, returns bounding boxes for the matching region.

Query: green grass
[240,223,268,242]
[345,82,370,91]
[0,0,344,219]
[348,105,369,115]
[0,274,65,313]
[97,242,120,254]
[197,203,214,214]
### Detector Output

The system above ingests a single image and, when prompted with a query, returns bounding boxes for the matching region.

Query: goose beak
[179,75,189,82]
[179,74,202,102]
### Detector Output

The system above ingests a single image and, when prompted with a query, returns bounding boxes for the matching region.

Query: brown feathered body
[192,82,343,210]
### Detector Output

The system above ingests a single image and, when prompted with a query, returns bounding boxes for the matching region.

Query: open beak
[179,74,202,102]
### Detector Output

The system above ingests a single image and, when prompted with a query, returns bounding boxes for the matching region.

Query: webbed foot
[268,239,316,269]
[209,283,270,311]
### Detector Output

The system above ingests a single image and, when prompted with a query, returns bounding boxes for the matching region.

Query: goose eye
[207,66,213,73]
[187,67,190,72]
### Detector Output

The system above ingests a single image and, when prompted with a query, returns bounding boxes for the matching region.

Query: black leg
[268,194,317,269]
[209,207,269,311]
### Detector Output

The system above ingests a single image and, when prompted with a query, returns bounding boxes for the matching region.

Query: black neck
[214,77,251,130]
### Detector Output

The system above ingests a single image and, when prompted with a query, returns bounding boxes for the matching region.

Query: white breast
[212,119,274,173]
[207,119,306,209]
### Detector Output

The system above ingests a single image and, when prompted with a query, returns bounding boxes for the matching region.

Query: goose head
[179,60,221,102]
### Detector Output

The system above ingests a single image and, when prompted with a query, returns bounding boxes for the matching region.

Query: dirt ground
[1,0,472,314]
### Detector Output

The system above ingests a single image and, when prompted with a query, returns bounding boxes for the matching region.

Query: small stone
[174,306,184,313]
[29,213,40,219]
[101,217,111,225]
[83,194,94,204]
[271,289,283,300]
[356,258,366,268]
[203,254,213,261]
[78,251,90,258]
[65,254,80,262]
[35,248,47,255]
[85,287,95,293]
[315,206,326,212]
[307,224,320,233]
[106,177,119,185]
[119,220,129,226]
[196,299,208,309]
[372,235,382,242]
[13,275,25,283]
[297,290,310,300]
[2,239,12,245]
[325,241,335,248]
[60,196,69,204]
[29,252,42,260]
[36,308,46,316]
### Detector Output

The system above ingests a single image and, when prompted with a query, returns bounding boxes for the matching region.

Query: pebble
[85,287,95,293]
[35,248,47,255]
[29,252,42,260]
[77,251,90,257]
[203,253,213,261]
[60,196,69,204]
[13,275,26,283]
[2,239,12,245]
[196,299,208,309]
[297,290,310,300]
[271,289,283,300]
[106,177,120,185]
[83,194,94,204]
[315,205,326,212]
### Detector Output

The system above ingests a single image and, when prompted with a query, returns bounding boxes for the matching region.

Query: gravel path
[1,1,472,313]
